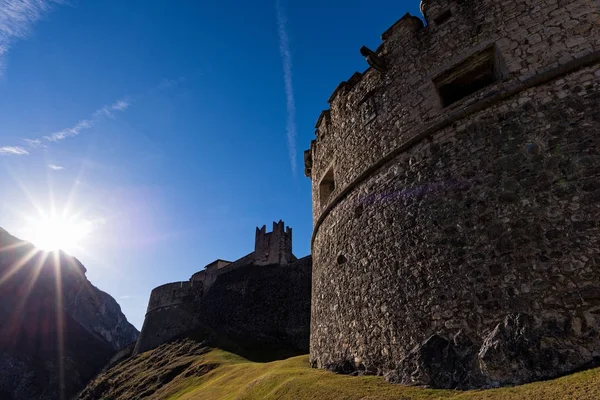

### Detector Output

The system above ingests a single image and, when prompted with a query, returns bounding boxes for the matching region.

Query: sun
[26,213,92,253]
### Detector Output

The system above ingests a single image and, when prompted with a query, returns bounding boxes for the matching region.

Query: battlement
[382,12,424,41]
[314,0,600,121]
[419,0,456,26]
[255,220,292,237]
[255,220,293,266]
[316,12,426,111]
[305,0,600,220]
[147,221,296,317]
[134,220,309,355]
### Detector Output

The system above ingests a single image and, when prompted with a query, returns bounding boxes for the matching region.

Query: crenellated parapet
[380,12,423,41]
[254,220,293,266]
[307,0,600,389]
[305,0,600,224]
[419,0,455,26]
[134,221,301,355]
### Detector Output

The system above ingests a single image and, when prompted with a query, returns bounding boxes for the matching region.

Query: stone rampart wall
[197,256,312,355]
[134,281,204,354]
[307,0,600,389]
[133,303,199,355]
[145,281,202,314]
[310,62,600,388]
[134,255,312,356]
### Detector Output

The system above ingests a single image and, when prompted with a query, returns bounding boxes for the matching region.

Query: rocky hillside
[79,336,600,400]
[0,227,139,400]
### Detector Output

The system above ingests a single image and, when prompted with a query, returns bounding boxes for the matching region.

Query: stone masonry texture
[305,0,600,389]
[134,256,312,357]
[134,222,305,356]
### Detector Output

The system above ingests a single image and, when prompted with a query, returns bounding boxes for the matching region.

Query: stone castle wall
[307,0,599,216]
[132,303,199,355]
[145,281,202,313]
[134,221,305,356]
[133,281,203,354]
[306,0,600,389]
[195,255,312,356]
[133,256,312,356]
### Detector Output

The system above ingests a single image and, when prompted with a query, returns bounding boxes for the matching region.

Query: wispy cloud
[48,163,64,170]
[276,0,297,175]
[45,119,93,142]
[93,98,130,118]
[0,146,29,155]
[5,77,184,152]
[44,98,132,143]
[24,138,44,148]
[0,0,63,75]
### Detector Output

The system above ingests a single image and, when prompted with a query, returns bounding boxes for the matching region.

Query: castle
[130,0,599,390]
[188,221,296,293]
[133,221,310,355]
[305,0,600,389]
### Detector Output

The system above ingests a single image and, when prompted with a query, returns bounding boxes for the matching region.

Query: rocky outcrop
[62,265,139,351]
[478,313,600,387]
[385,313,600,389]
[387,333,478,389]
[0,227,139,400]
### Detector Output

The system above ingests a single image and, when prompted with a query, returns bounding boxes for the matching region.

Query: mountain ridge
[0,226,139,400]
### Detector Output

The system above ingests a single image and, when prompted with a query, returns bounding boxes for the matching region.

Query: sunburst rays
[0,247,39,288]
[52,250,67,400]
[0,160,103,400]
[2,250,49,347]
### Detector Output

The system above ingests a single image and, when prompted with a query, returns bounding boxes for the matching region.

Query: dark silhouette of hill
[0,227,139,400]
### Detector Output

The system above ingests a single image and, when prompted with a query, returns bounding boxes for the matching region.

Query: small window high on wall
[434,46,505,107]
[319,166,335,208]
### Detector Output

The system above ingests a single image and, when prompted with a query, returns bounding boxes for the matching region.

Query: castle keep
[305,0,600,389]
[133,221,310,355]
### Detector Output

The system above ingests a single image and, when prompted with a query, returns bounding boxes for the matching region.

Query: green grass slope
[79,338,600,400]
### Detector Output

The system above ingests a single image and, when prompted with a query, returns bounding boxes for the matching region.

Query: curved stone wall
[134,256,313,357]
[307,0,600,389]
[133,281,203,354]
[308,0,599,221]
[145,281,203,313]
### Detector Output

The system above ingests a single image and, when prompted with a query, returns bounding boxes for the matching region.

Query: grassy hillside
[79,338,600,400]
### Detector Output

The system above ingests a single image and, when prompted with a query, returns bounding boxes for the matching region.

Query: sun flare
[26,213,92,252]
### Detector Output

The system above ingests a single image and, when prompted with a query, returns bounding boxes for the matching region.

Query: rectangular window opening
[434,9,452,26]
[434,46,504,108]
[319,167,335,208]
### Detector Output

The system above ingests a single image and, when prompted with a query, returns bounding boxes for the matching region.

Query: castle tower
[305,0,600,390]
[254,220,293,266]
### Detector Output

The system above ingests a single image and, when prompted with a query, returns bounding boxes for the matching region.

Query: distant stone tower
[305,0,600,390]
[254,220,293,266]
[134,221,303,355]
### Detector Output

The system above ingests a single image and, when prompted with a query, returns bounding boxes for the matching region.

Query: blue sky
[0,0,421,329]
